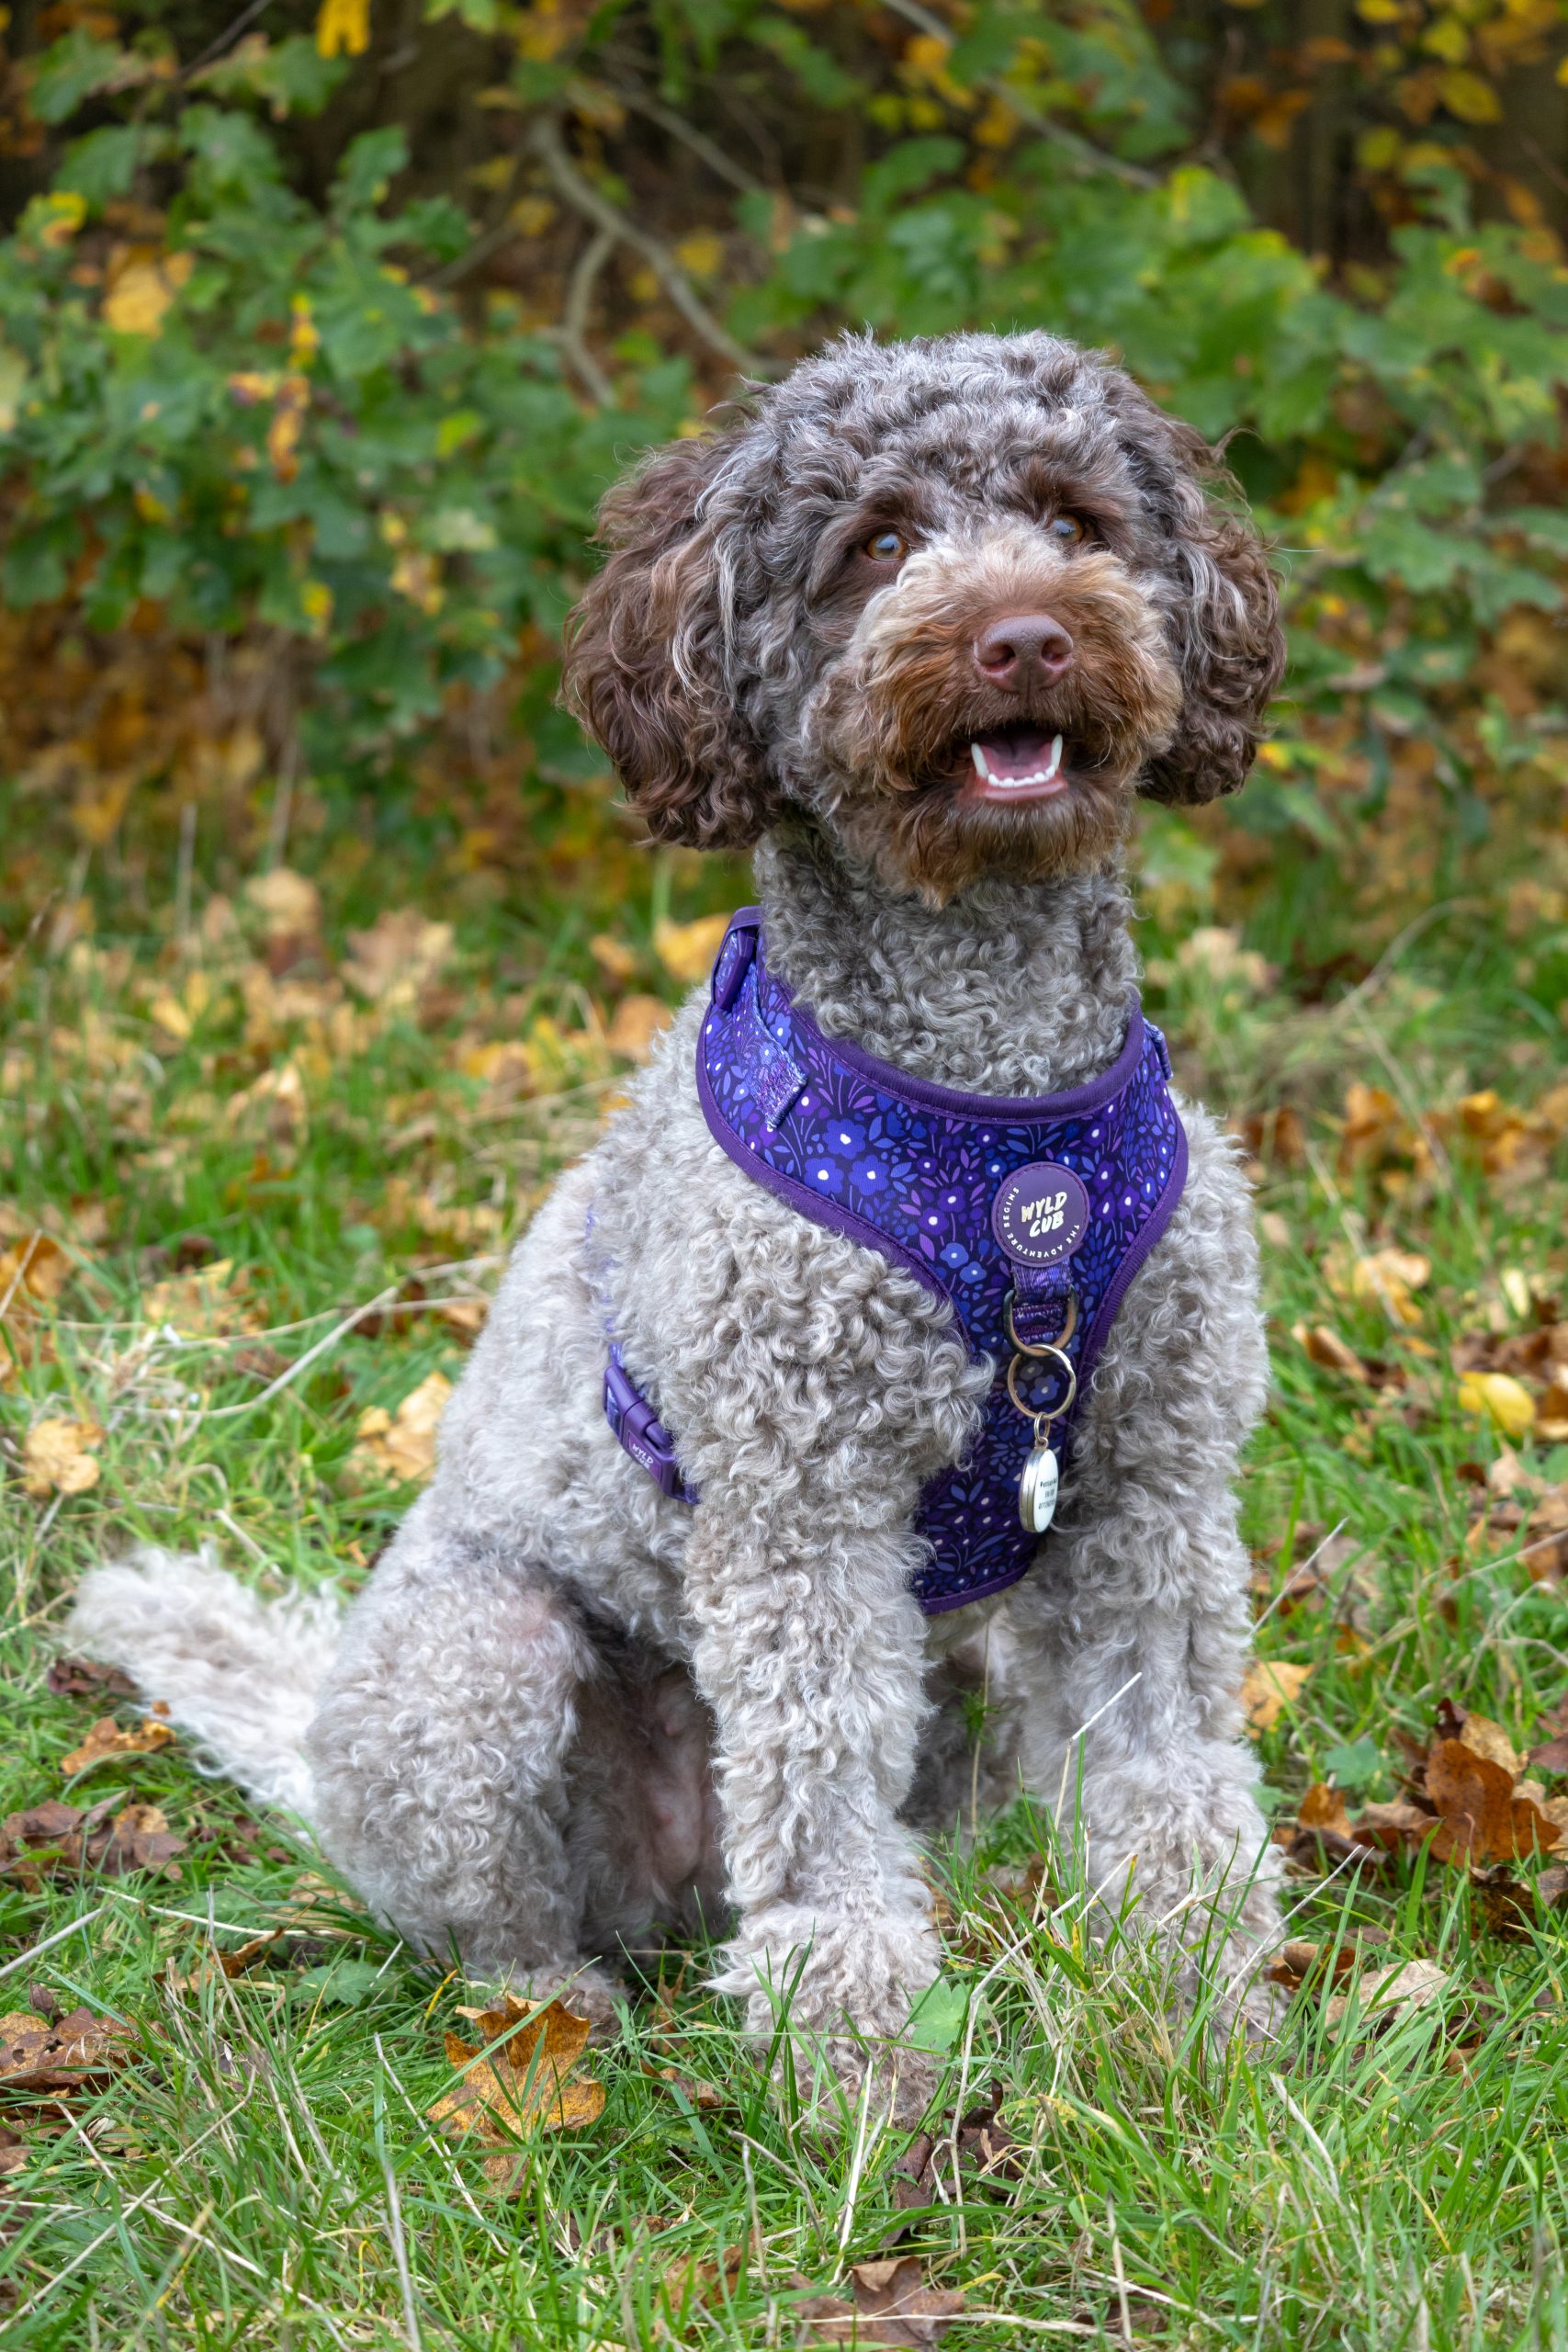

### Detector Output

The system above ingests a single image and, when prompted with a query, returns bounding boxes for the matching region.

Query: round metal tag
[1019,1442,1059,1534]
[990,1163,1089,1269]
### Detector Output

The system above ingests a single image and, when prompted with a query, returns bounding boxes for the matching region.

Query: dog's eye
[863,528,908,564]
[1048,514,1088,547]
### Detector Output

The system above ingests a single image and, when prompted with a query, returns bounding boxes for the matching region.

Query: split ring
[1006,1341,1078,1422]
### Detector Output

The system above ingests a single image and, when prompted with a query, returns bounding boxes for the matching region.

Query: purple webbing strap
[604,1342,698,1504]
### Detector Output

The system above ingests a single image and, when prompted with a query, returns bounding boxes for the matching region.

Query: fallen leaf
[1241,1658,1313,1731]
[0,2005,136,2094]
[652,913,730,986]
[20,1416,104,1499]
[1337,1081,1408,1174]
[141,1257,260,1340]
[429,1996,604,2184]
[345,1370,453,1487]
[1449,1710,1523,1778]
[1529,1733,1568,1775]
[664,2243,745,2312]
[1425,1740,1563,1864]
[1458,1370,1536,1439]
[604,993,673,1060]
[588,933,640,983]
[1349,1246,1429,1324]
[794,2254,966,2347]
[1325,1956,1450,2032]
[341,908,454,1007]
[1298,1781,1355,1838]
[47,1654,136,1699]
[1293,1322,1369,1381]
[61,1715,176,1779]
[244,867,321,939]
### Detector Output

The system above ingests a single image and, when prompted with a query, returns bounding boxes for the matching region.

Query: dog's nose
[974,614,1074,690]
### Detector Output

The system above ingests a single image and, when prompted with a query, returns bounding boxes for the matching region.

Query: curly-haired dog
[73,330,1288,2108]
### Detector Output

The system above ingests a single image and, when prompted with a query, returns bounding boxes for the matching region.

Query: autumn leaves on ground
[3,821,1568,2351]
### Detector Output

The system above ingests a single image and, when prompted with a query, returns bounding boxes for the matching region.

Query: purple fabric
[604,906,1189,1615]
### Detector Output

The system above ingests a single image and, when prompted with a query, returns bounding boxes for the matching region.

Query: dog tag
[1019,1442,1058,1535]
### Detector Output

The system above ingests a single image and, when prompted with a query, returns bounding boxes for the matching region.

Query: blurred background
[1,0,1566,974]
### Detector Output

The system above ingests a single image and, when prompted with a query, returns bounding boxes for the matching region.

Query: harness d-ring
[1006,1340,1078,1422]
[1005,1286,1077,1355]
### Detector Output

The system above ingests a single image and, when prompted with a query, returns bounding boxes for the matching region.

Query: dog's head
[563,332,1284,900]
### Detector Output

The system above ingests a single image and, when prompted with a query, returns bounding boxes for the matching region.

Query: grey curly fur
[71,330,1287,2102]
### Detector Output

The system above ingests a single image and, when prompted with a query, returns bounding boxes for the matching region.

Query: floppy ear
[560,429,778,851]
[1106,386,1286,807]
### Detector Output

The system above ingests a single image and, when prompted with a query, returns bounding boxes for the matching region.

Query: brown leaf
[428,1996,605,2184]
[0,2005,136,2096]
[46,1655,136,1699]
[1298,1782,1354,1838]
[1529,1734,1568,1775]
[795,2255,966,2347]
[1425,1739,1561,1865]
[663,2243,745,2312]
[1292,1322,1370,1382]
[61,1715,175,1779]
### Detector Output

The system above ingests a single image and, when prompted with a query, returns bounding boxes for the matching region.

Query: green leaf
[904,1975,969,2056]
[28,29,127,125]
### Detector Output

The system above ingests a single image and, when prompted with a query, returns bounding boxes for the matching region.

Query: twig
[554,227,616,406]
[604,82,767,196]
[175,800,197,948]
[529,118,770,379]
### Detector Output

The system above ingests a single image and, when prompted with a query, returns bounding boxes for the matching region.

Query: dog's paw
[711,1902,943,2134]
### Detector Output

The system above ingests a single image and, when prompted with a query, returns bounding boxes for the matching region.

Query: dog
[73,330,1288,2109]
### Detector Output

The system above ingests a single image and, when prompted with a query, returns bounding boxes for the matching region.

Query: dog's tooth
[971,742,989,781]
[1047,733,1063,776]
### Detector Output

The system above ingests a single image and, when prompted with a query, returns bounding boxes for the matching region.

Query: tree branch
[529,117,773,380]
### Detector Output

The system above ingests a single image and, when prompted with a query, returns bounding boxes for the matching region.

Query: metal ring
[1006,1342,1078,1422]
[1005,1287,1077,1355]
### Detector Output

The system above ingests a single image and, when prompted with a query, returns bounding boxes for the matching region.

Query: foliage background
[1,0,1567,951]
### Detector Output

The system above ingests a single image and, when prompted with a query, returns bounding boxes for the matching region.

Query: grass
[3,786,1568,2349]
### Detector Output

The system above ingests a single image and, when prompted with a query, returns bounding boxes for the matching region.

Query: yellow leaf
[62,1714,176,1778]
[346,1371,453,1487]
[589,933,639,983]
[21,1417,104,1499]
[1241,1658,1313,1732]
[652,914,730,986]
[673,231,724,280]
[103,259,188,338]
[1458,1371,1536,1440]
[1349,1246,1429,1324]
[316,0,371,58]
[1438,68,1502,123]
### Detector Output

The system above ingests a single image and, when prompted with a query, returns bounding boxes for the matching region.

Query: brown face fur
[561,333,1285,900]
[807,524,1184,901]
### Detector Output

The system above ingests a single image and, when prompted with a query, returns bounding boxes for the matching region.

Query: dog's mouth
[950,720,1093,807]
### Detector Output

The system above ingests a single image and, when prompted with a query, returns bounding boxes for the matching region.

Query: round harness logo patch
[990,1163,1089,1268]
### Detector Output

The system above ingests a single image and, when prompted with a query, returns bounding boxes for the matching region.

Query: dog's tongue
[971,726,1062,785]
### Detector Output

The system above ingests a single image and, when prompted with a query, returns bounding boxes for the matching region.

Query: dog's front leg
[1007,1109,1283,2031]
[682,1484,942,2109]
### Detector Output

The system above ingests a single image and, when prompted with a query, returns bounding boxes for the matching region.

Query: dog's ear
[1106,385,1286,807]
[561,428,778,851]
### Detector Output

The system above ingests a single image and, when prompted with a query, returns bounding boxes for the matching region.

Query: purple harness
[604,906,1188,1614]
